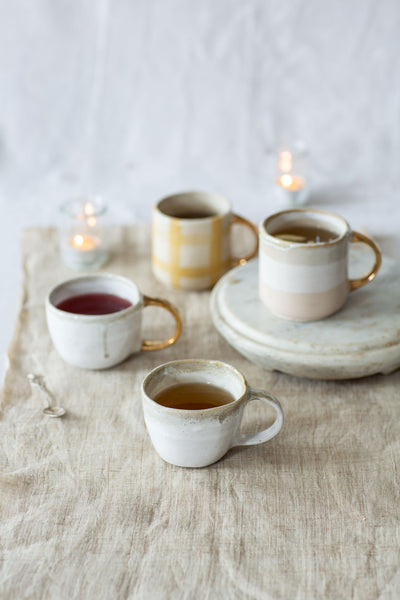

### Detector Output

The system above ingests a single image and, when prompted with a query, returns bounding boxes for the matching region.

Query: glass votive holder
[274,142,310,207]
[59,197,108,270]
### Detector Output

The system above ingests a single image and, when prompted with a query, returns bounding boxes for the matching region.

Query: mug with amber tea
[46,274,182,369]
[152,191,259,290]
[259,208,382,321]
[141,359,283,468]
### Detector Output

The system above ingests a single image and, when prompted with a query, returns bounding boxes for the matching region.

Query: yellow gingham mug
[152,191,259,290]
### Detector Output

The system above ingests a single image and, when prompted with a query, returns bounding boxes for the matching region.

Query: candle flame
[281,174,293,188]
[74,234,84,247]
[70,233,98,251]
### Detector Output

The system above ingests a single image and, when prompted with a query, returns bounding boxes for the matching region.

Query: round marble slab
[210,253,400,380]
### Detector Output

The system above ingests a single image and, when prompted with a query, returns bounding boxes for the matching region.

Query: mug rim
[141,358,247,415]
[260,208,350,247]
[156,190,231,220]
[46,273,142,322]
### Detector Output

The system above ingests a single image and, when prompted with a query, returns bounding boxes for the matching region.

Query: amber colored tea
[174,209,217,219]
[273,224,339,244]
[153,382,235,410]
[56,293,132,315]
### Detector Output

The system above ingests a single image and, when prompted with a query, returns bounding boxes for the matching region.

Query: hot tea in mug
[153,382,235,410]
[56,293,132,315]
[141,359,284,468]
[152,191,259,291]
[46,274,182,369]
[259,208,381,321]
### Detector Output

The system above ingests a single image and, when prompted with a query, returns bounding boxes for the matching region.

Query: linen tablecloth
[1,226,400,600]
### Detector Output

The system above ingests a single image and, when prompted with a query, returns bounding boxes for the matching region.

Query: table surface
[1,224,400,599]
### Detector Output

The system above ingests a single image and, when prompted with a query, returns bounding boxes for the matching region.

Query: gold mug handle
[231,214,259,267]
[349,231,382,291]
[141,295,182,351]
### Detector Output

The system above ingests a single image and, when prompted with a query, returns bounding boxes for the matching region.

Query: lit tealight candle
[278,173,305,192]
[59,197,108,270]
[61,233,102,270]
[70,233,98,251]
[275,148,309,207]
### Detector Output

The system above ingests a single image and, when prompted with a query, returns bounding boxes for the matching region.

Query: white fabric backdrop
[1,0,400,379]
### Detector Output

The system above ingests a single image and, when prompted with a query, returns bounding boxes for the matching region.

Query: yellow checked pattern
[152,211,232,290]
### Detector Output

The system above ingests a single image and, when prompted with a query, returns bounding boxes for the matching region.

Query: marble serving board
[210,251,400,380]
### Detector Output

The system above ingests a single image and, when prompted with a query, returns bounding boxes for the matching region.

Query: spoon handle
[30,379,54,407]
[27,374,65,416]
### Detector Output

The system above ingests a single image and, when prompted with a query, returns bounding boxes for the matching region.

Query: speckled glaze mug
[259,208,382,321]
[46,274,182,369]
[141,359,284,468]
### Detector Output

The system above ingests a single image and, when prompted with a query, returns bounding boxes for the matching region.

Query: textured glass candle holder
[59,197,108,270]
[274,142,309,207]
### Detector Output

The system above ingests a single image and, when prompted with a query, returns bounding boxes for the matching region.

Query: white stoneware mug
[259,208,382,321]
[152,191,258,290]
[46,274,182,369]
[141,359,284,468]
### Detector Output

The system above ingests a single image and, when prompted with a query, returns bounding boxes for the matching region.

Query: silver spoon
[27,373,66,418]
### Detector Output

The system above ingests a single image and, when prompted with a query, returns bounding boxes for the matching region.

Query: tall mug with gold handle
[152,191,259,290]
[46,274,182,369]
[259,208,382,321]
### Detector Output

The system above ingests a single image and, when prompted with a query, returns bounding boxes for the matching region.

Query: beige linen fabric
[1,226,400,600]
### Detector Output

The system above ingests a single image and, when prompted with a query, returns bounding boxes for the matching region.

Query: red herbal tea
[56,293,132,315]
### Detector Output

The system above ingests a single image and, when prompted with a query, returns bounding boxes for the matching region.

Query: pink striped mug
[259,209,381,321]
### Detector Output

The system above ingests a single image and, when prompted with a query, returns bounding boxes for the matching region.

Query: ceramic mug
[46,274,182,369]
[259,208,382,321]
[152,191,259,290]
[141,359,284,468]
